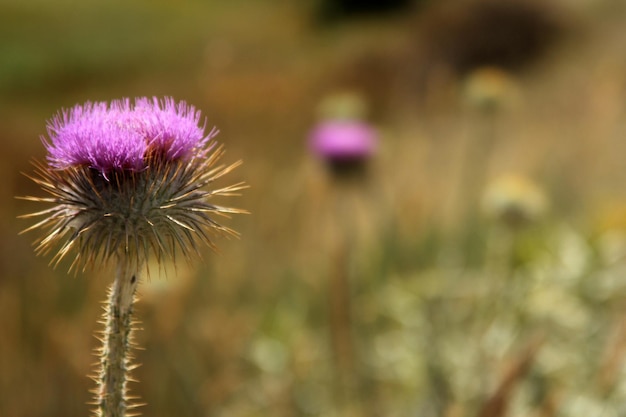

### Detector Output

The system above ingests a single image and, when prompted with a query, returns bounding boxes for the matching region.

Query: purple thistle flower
[309,119,378,180]
[19,97,247,417]
[21,96,246,271]
[309,120,377,161]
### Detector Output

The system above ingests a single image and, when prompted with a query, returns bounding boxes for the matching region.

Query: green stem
[95,257,141,417]
[328,187,358,407]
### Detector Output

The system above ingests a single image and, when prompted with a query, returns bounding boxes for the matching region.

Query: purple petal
[137,97,208,159]
[43,97,216,173]
[45,100,146,172]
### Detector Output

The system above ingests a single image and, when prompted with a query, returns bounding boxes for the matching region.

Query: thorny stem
[94,257,141,417]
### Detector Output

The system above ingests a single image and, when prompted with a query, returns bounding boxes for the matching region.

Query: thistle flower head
[309,120,377,162]
[309,119,378,180]
[20,97,246,271]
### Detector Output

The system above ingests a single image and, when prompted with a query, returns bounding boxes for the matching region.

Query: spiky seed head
[19,97,246,272]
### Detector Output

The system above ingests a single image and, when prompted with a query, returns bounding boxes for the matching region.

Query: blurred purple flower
[309,120,377,162]
[44,97,216,173]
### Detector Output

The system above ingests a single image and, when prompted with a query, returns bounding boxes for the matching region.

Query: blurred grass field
[4,0,626,416]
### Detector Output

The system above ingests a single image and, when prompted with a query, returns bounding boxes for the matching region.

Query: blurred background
[4,0,626,416]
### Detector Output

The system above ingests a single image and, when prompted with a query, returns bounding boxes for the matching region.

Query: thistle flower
[19,97,246,417]
[307,110,378,408]
[309,119,377,179]
[21,96,245,271]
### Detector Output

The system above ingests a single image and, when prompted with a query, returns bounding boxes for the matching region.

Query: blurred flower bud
[482,174,548,229]
[316,91,369,121]
[463,66,520,112]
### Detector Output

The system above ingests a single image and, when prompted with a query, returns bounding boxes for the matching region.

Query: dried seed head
[20,97,246,272]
